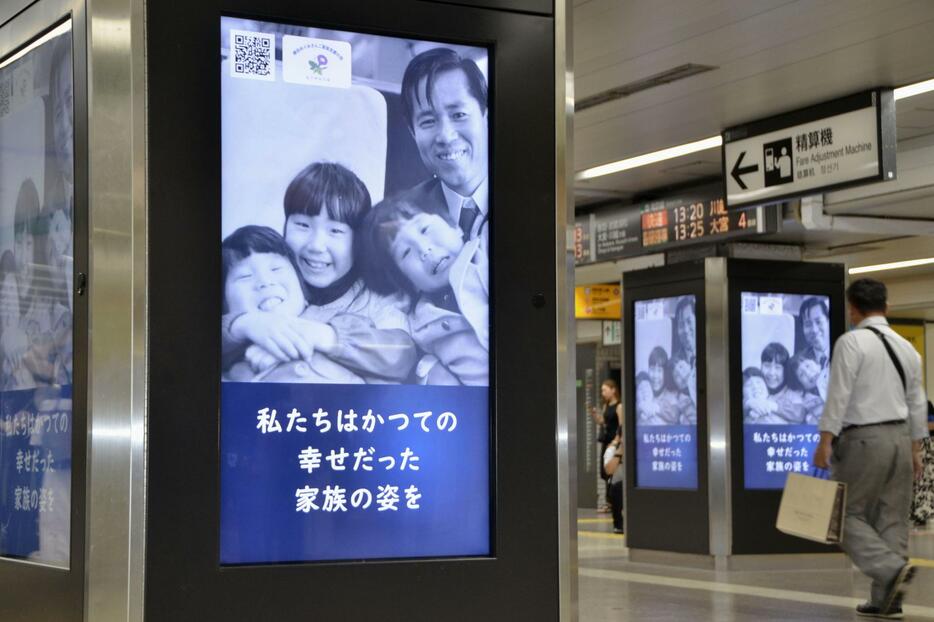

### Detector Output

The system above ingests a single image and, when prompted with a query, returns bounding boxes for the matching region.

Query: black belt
[841,419,906,433]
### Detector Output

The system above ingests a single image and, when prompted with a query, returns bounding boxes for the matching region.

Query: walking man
[815,278,929,619]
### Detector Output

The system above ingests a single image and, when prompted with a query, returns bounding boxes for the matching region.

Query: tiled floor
[578,510,934,620]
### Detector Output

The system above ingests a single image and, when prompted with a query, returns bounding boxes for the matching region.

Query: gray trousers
[832,423,913,606]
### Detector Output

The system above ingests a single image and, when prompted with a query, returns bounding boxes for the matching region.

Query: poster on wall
[890,321,925,361]
[575,283,621,320]
[219,16,491,564]
[633,295,698,489]
[741,292,831,489]
[0,21,75,568]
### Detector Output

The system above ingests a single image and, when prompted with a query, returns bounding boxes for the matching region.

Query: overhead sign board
[575,284,621,320]
[573,214,593,264]
[638,194,777,253]
[593,207,641,262]
[723,90,896,209]
[575,184,780,265]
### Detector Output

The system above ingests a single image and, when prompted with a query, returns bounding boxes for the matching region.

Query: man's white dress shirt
[819,316,927,440]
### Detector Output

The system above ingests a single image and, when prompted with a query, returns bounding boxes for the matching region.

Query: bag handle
[810,467,830,480]
[864,326,907,393]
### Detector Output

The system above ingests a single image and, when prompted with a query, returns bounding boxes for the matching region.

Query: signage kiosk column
[147,1,564,620]
[624,262,709,554]
[728,259,845,554]
[623,258,844,562]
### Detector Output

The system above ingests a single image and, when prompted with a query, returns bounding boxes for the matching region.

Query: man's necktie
[458,198,479,242]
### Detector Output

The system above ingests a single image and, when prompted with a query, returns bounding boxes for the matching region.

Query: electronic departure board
[640,197,761,249]
[573,214,593,264]
[575,184,780,265]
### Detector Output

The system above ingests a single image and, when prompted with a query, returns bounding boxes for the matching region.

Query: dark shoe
[612,528,624,535]
[881,564,915,615]
[856,602,903,619]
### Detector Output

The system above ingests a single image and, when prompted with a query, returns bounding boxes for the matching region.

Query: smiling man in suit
[397,48,489,246]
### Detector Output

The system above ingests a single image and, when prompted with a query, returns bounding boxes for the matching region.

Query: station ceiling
[573,0,934,206]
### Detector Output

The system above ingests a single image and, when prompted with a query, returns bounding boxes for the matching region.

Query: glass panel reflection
[0,21,74,568]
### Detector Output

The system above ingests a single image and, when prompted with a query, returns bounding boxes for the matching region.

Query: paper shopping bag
[776,472,846,544]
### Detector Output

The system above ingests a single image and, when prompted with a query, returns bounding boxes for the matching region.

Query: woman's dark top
[601,401,620,444]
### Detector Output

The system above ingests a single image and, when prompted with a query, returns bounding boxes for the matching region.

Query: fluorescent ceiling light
[575,76,934,182]
[894,78,934,101]
[848,257,934,275]
[576,135,722,181]
[0,20,71,71]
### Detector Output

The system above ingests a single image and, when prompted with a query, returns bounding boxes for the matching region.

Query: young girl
[41,199,73,386]
[0,250,34,390]
[788,354,824,425]
[635,371,661,425]
[742,366,779,423]
[759,342,806,424]
[669,354,697,425]
[362,198,488,385]
[222,162,416,383]
[221,225,364,383]
[2,179,71,389]
[647,347,693,425]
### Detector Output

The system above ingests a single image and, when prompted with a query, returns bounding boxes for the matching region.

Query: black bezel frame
[0,3,89,621]
[147,1,558,619]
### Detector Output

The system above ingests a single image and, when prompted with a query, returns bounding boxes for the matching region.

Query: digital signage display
[0,21,75,568]
[219,16,491,564]
[741,292,830,489]
[633,295,698,489]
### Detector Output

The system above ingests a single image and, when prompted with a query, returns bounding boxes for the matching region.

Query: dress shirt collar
[856,315,889,329]
[441,177,489,225]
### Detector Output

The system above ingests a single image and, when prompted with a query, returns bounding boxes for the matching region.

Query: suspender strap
[864,326,907,392]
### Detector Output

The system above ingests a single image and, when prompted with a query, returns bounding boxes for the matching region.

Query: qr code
[635,305,646,321]
[230,30,275,81]
[742,294,758,314]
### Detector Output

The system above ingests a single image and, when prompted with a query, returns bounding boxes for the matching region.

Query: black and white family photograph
[0,21,75,566]
[741,292,831,425]
[633,295,697,426]
[220,18,490,387]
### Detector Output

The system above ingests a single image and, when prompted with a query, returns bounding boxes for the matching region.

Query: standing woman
[591,379,622,511]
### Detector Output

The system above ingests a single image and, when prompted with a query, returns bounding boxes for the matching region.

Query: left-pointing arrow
[730,151,759,190]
